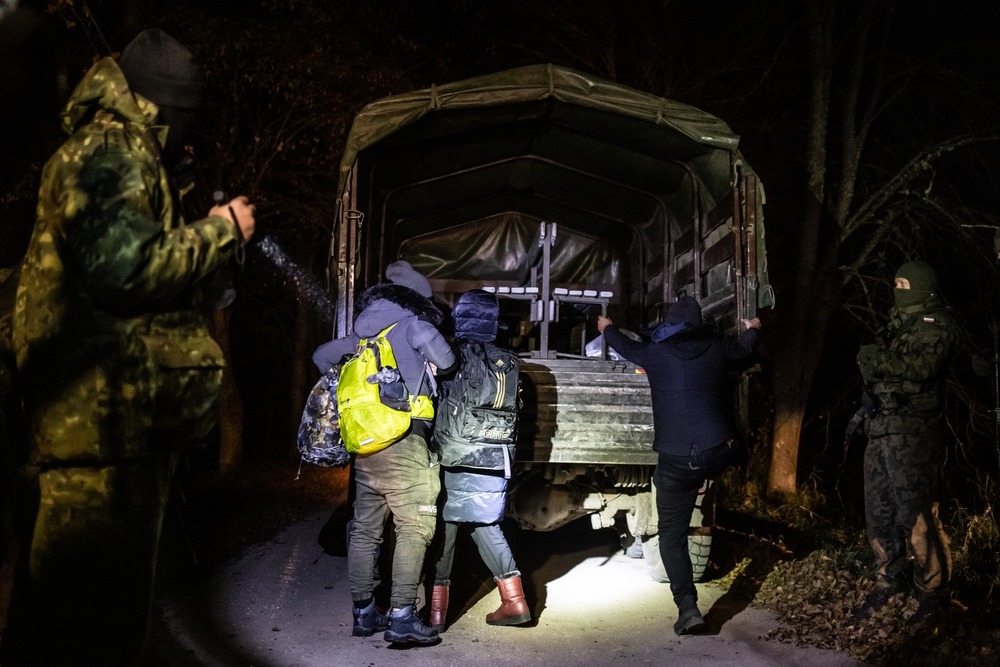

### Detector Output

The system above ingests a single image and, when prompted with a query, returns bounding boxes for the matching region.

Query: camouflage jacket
[13,57,238,464]
[861,298,960,438]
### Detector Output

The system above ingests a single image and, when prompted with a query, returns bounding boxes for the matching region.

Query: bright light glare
[544,554,661,617]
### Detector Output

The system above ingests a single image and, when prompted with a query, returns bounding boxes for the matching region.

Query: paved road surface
[149,497,866,667]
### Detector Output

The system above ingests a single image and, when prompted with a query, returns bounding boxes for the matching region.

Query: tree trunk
[765,0,835,495]
[767,294,830,494]
[767,244,840,495]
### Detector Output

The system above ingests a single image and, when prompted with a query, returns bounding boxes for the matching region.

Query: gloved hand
[857,343,882,384]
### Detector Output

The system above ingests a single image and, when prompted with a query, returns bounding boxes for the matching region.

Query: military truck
[328,64,772,580]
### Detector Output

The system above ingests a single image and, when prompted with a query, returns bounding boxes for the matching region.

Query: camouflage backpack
[296,366,350,468]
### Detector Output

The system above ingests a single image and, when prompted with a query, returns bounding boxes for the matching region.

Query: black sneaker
[384,605,441,645]
[352,600,389,637]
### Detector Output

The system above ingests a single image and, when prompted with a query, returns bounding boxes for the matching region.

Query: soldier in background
[2,29,255,665]
[853,260,959,622]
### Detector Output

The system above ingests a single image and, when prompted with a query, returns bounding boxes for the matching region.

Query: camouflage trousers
[863,432,951,593]
[2,455,177,666]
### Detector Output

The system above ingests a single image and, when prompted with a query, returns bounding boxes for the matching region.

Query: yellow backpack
[336,324,433,455]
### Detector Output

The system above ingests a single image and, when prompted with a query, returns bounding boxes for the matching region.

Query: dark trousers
[654,443,734,610]
[2,456,177,667]
[349,432,440,609]
[434,520,517,582]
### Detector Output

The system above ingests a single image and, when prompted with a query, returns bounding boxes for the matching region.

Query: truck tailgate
[518,357,656,466]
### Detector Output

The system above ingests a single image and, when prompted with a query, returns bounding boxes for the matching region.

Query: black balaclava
[118,28,204,167]
[893,260,938,310]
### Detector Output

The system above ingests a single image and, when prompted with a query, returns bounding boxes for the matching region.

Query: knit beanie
[385,260,433,298]
[453,289,499,343]
[651,295,702,342]
[894,260,937,309]
[118,28,203,109]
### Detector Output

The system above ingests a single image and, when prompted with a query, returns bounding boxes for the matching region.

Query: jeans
[434,520,517,581]
[654,442,734,609]
[349,430,441,609]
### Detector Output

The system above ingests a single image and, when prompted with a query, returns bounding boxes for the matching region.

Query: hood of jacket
[60,57,164,144]
[661,327,714,360]
[353,283,443,337]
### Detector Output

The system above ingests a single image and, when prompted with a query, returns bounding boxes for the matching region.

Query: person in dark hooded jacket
[312,260,455,645]
[598,296,760,635]
[427,289,530,631]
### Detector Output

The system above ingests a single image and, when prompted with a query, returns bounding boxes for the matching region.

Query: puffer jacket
[311,283,456,407]
[435,288,511,524]
[13,57,238,464]
[441,468,507,524]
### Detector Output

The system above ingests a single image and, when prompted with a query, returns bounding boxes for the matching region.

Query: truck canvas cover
[333,63,771,336]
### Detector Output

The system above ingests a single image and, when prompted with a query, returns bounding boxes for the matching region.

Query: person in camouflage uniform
[3,29,255,665]
[854,260,958,621]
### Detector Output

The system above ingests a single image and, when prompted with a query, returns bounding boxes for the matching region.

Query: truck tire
[640,533,712,583]
[641,478,716,583]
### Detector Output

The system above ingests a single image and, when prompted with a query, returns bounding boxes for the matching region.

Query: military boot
[852,578,905,620]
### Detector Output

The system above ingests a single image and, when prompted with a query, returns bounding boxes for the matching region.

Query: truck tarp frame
[333,63,771,334]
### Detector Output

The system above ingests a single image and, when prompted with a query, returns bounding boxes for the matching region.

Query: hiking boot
[384,605,441,645]
[352,600,389,637]
[673,598,706,636]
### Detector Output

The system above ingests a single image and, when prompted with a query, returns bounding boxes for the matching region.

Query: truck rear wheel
[640,478,716,583]
[639,532,712,583]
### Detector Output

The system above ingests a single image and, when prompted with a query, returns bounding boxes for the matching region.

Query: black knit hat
[118,28,203,109]
[651,295,703,342]
[666,295,702,327]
